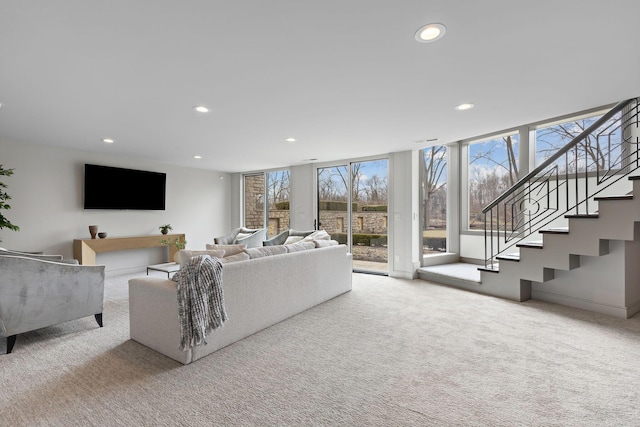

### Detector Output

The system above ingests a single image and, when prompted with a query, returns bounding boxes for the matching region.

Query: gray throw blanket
[172,255,227,351]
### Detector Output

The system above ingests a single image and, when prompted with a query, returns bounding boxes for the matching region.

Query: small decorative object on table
[98,232,107,239]
[159,224,172,235]
[89,225,98,239]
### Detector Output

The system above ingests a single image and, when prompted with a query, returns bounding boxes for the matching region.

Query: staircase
[478,175,640,318]
[420,98,640,318]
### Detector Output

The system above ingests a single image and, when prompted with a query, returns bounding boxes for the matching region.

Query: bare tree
[470,136,518,186]
[536,118,615,172]
[363,174,387,203]
[423,146,447,230]
[267,170,290,207]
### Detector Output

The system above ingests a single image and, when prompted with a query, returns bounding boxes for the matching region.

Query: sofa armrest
[128,277,192,364]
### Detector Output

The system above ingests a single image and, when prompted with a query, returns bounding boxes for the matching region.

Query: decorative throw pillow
[206,243,247,256]
[178,249,225,267]
[302,230,331,242]
[314,239,339,248]
[234,232,252,243]
[244,245,287,259]
[219,252,251,264]
[283,235,304,245]
[285,241,316,253]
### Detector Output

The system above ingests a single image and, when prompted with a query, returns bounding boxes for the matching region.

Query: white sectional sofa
[128,244,352,364]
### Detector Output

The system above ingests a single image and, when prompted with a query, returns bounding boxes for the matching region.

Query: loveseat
[128,243,352,364]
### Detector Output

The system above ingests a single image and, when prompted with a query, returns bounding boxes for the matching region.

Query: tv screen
[83,164,166,210]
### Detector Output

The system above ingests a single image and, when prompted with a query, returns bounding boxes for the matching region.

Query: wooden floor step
[516,240,543,249]
[540,227,569,234]
[478,265,500,273]
[565,213,598,219]
[628,176,640,181]
[496,253,520,262]
[593,194,633,201]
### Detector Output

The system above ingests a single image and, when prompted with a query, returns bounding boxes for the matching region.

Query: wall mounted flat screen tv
[83,164,166,210]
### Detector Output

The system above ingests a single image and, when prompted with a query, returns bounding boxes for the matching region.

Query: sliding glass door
[317,159,388,274]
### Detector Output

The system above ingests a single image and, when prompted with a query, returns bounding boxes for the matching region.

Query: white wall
[0,139,231,274]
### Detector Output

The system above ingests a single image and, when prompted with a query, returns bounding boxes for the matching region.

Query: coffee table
[147,262,180,278]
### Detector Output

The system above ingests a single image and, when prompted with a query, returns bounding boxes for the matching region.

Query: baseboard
[532,289,631,318]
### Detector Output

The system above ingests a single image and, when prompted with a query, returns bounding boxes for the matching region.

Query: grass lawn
[423,229,446,238]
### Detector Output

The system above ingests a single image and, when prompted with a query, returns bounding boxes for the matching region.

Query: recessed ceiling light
[455,103,475,111]
[193,155,202,159]
[415,23,446,43]
[285,137,296,143]
[193,105,210,113]
[102,138,114,144]
[415,138,439,144]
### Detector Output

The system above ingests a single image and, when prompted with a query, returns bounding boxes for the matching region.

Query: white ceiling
[1,1,639,173]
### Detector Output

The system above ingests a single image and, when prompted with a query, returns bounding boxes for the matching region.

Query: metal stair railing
[482,98,640,270]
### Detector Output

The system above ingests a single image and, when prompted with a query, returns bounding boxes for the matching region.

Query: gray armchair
[263,229,316,246]
[214,227,268,248]
[0,247,73,263]
[0,255,105,354]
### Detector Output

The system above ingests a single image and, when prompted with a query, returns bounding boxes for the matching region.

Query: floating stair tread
[565,213,598,219]
[540,227,569,234]
[516,240,543,249]
[478,265,500,273]
[593,195,633,201]
[496,253,520,262]
[628,175,640,181]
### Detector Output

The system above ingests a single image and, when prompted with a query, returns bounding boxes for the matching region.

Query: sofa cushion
[205,243,247,256]
[285,241,316,253]
[243,245,287,259]
[235,232,252,242]
[314,239,340,248]
[220,252,251,264]
[179,249,225,267]
[283,235,304,245]
[302,230,331,242]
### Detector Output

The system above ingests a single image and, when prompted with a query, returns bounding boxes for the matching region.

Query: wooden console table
[73,234,185,265]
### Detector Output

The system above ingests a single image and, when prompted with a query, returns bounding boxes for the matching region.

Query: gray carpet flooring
[2,271,640,426]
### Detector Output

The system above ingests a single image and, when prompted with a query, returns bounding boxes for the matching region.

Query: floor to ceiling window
[467,133,519,230]
[243,170,290,236]
[534,110,621,172]
[421,145,447,255]
[317,159,388,274]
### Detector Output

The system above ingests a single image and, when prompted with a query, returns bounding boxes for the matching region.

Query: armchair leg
[95,313,103,327]
[6,335,16,354]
